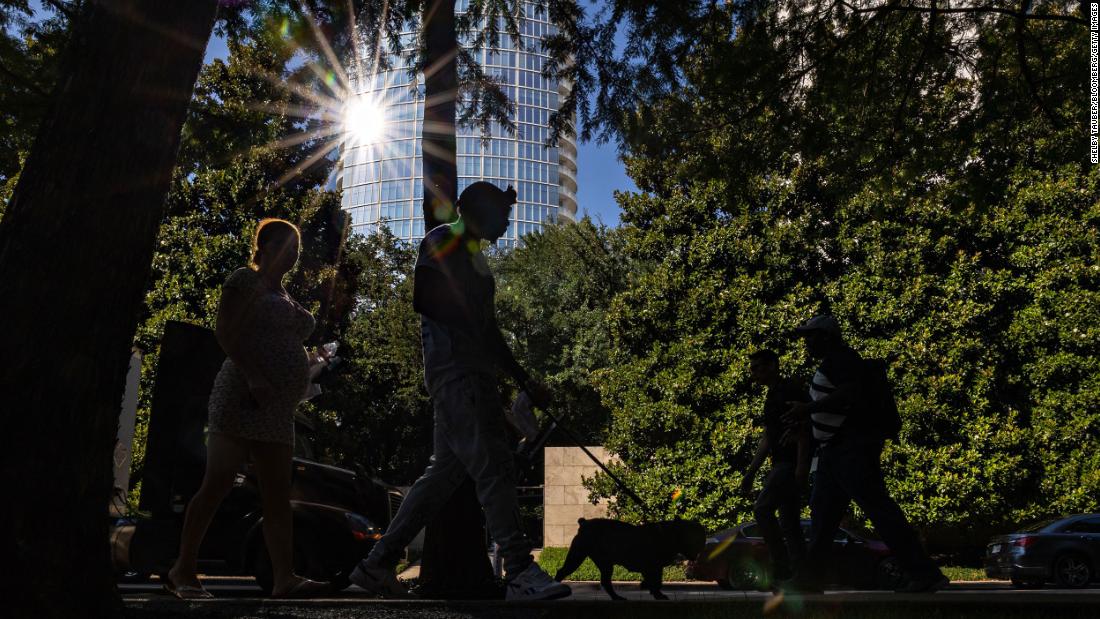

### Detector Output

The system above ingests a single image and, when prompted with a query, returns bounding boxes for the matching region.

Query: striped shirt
[809,347,864,443]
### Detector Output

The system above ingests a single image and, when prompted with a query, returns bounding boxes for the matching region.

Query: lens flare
[344,98,386,145]
[707,536,734,560]
[671,487,683,502]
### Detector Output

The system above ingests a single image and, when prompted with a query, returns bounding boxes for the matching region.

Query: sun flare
[344,98,386,145]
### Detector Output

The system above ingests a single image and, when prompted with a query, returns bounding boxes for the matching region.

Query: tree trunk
[0,1,218,616]
[420,0,458,230]
[416,0,500,600]
[417,478,501,599]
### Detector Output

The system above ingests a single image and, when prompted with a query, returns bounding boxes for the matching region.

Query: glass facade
[337,1,578,247]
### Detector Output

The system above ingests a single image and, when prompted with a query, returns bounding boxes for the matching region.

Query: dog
[554,517,706,600]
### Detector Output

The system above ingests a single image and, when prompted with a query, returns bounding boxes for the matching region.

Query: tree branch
[676,0,901,140]
[837,1,1085,25]
[1014,0,1061,128]
[38,0,75,20]
[0,60,50,98]
[891,0,937,140]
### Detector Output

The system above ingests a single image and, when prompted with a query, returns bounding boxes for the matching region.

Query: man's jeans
[753,461,805,577]
[362,373,533,576]
[801,435,937,584]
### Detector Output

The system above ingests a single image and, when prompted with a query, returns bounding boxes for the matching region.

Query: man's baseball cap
[794,315,842,336]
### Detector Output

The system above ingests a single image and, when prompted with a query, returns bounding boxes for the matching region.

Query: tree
[0,1,72,208]
[493,217,633,446]
[0,0,735,609]
[304,229,435,483]
[0,1,219,616]
[586,0,1096,557]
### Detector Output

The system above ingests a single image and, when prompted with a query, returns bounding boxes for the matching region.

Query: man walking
[350,182,571,601]
[740,349,811,584]
[783,315,947,594]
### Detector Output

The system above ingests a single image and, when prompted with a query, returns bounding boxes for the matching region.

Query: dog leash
[520,405,656,519]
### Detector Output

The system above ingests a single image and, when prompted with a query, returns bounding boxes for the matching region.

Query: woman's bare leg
[250,440,308,594]
[169,433,249,588]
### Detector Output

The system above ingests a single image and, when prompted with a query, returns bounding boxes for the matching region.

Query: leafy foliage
[587,1,1098,551]
[308,218,634,484]
[245,1,740,145]
[493,217,633,445]
[0,1,73,208]
[303,229,434,484]
[3,0,1093,555]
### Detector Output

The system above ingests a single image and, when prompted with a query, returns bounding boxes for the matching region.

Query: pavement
[121,577,1100,618]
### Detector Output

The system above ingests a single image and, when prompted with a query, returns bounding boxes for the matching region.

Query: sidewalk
[123,581,1100,619]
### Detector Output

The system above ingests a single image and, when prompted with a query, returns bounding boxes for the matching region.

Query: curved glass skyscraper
[337,2,577,246]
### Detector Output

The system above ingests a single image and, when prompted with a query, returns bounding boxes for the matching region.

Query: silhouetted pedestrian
[350,182,571,601]
[167,218,328,599]
[782,315,947,594]
[740,349,811,583]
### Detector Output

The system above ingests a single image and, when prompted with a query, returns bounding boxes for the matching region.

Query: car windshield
[1020,518,1059,532]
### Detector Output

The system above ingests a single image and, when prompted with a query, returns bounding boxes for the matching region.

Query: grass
[536,547,688,582]
[942,566,991,581]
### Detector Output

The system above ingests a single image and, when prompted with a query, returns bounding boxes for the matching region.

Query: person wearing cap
[740,349,812,583]
[781,315,947,594]
[350,181,571,601]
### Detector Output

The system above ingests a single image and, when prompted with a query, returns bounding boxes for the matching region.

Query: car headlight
[345,512,383,542]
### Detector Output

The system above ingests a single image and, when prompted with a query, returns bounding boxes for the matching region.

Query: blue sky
[203,26,633,226]
[575,139,634,226]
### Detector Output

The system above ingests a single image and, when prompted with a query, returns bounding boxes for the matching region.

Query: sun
[344,97,386,145]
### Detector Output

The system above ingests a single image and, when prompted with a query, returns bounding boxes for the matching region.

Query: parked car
[109,321,403,593]
[686,519,903,591]
[985,513,1100,589]
[112,434,402,592]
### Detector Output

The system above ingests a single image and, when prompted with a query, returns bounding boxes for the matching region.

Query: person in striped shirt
[780,315,947,595]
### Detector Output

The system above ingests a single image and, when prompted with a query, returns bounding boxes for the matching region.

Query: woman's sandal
[271,578,330,599]
[162,575,214,599]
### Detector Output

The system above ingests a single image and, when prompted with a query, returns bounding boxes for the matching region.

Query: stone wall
[543,446,613,548]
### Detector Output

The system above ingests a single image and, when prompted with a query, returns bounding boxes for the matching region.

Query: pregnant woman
[165,218,327,599]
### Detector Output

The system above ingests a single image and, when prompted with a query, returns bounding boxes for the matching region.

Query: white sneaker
[349,562,409,598]
[506,563,572,601]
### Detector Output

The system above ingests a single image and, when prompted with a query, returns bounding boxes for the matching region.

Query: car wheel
[874,557,904,590]
[1010,578,1044,589]
[726,560,770,591]
[1053,553,1092,589]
